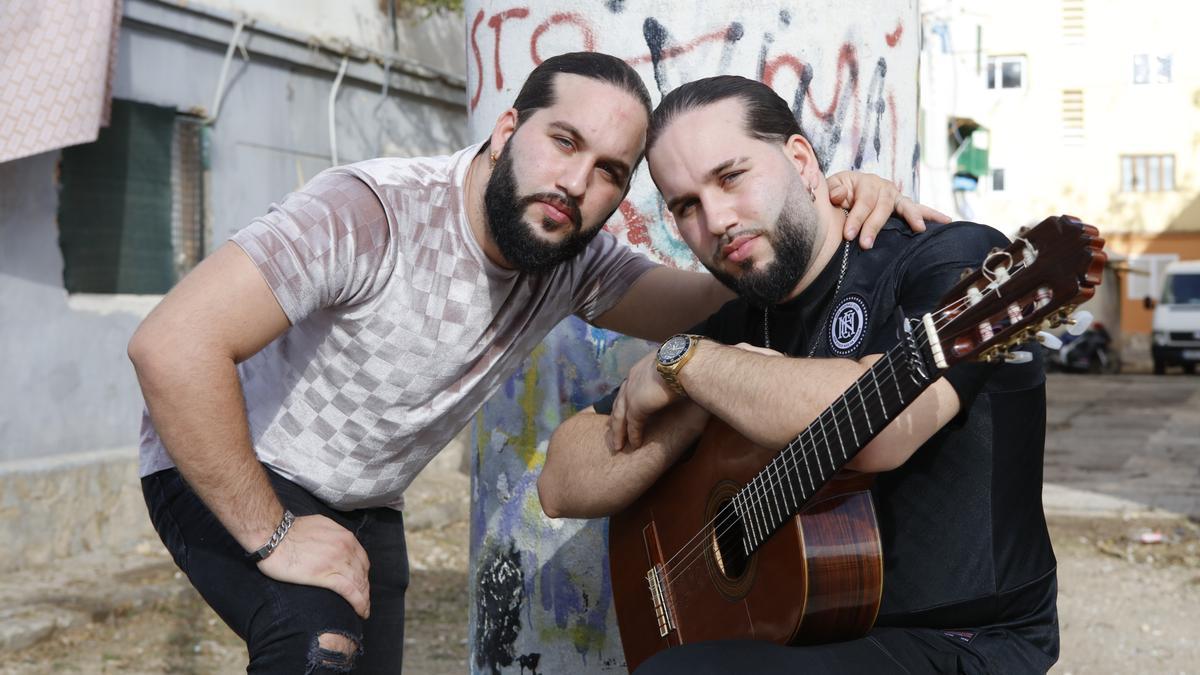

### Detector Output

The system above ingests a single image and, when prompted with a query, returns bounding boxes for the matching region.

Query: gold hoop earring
[489,151,497,167]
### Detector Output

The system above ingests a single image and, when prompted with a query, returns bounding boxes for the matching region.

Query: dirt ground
[0,520,471,675]
[3,514,1198,674]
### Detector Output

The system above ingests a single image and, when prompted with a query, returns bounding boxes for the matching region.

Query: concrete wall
[0,449,151,574]
[0,0,467,568]
[189,0,466,75]
[119,0,468,242]
[465,1,919,672]
[0,150,153,572]
[0,152,155,465]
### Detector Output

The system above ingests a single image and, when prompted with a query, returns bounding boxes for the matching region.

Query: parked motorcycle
[1043,323,1120,374]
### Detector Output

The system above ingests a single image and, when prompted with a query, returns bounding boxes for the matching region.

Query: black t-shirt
[596,219,1057,665]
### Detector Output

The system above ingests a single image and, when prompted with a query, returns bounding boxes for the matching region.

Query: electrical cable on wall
[329,55,350,166]
[375,60,393,113]
[205,19,248,125]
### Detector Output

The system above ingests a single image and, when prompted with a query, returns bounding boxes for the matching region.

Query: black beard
[705,189,817,307]
[482,145,600,275]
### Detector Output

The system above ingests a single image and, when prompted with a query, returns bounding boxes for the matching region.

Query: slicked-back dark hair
[512,52,652,125]
[647,75,823,172]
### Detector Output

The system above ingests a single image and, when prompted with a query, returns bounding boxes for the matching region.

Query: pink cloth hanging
[0,0,122,164]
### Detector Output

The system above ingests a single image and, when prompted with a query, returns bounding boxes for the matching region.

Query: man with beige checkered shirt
[128,52,945,672]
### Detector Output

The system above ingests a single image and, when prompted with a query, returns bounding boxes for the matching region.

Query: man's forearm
[677,341,867,449]
[540,402,708,519]
[593,268,735,343]
[673,342,960,470]
[132,345,283,551]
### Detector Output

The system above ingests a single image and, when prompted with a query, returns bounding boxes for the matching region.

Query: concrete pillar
[465,2,919,672]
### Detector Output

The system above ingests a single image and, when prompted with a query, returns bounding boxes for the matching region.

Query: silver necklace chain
[763,239,852,356]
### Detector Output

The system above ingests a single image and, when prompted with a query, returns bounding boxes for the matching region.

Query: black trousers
[635,560,1060,675]
[142,467,409,674]
[635,621,1058,675]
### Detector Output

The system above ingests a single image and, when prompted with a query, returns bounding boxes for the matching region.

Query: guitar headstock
[927,215,1107,369]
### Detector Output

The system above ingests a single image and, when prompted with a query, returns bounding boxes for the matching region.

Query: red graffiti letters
[530,13,596,65]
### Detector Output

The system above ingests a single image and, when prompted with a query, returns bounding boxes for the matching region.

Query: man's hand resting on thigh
[258,514,372,619]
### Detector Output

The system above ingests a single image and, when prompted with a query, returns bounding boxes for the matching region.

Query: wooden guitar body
[609,418,883,672]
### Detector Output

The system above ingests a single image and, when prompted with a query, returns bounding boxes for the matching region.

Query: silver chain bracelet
[246,509,295,562]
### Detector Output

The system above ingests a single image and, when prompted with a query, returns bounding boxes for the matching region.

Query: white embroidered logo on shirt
[829,294,869,356]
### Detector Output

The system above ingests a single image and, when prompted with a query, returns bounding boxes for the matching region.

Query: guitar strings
[656,292,973,582]
[657,338,921,585]
[660,262,1039,574]
[654,271,1037,588]
[658,323,952,591]
[657,269,1045,588]
[657,285,1023,586]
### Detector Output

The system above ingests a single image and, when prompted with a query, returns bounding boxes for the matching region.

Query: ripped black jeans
[143,467,409,673]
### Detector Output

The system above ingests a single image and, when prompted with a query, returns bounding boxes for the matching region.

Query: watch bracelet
[660,369,687,396]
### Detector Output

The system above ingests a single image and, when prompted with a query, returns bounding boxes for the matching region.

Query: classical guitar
[608,215,1107,671]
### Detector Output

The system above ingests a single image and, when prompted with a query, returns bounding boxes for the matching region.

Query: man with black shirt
[539,76,1058,674]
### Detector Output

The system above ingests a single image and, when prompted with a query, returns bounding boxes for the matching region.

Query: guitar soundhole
[711,500,749,580]
[704,482,757,598]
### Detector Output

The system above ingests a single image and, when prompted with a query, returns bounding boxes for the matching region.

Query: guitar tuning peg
[1003,350,1033,364]
[1037,332,1063,350]
[1065,310,1094,336]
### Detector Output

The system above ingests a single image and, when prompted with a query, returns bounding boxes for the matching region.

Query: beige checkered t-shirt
[139,144,655,509]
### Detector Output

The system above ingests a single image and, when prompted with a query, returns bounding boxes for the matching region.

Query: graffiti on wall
[469,3,918,194]
[466,1,918,672]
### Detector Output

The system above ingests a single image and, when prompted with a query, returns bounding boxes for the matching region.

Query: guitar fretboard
[731,322,935,555]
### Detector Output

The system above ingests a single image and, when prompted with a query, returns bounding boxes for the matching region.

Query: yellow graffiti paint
[515,344,546,470]
[568,623,607,654]
[524,489,545,523]
[535,623,607,655]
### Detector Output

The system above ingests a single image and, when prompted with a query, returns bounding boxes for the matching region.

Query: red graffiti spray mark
[885,22,903,48]
[762,42,906,178]
[469,10,486,111]
[809,44,857,122]
[488,8,530,91]
[617,200,652,247]
[530,13,596,65]
[762,53,805,88]
[764,45,860,125]
[626,27,733,66]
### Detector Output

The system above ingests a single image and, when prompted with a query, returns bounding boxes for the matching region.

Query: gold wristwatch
[655,334,703,396]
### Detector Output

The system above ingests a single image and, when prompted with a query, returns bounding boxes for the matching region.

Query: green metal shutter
[58,99,177,294]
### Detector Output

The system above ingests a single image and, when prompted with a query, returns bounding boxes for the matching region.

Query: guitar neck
[734,320,936,554]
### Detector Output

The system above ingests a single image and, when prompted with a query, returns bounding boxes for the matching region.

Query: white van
[1151,260,1200,375]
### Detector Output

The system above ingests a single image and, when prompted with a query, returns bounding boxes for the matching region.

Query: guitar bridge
[646,564,675,638]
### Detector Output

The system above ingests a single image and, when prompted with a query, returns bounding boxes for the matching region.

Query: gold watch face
[658,335,692,366]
